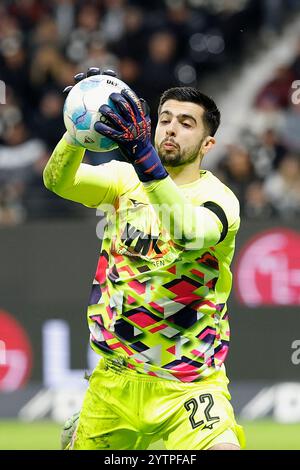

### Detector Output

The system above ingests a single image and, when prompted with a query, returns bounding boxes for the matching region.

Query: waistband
[99,355,229,390]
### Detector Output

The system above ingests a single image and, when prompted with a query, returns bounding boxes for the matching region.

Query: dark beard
[157,140,203,167]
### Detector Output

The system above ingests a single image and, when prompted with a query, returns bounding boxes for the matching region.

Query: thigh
[71,363,142,450]
[163,388,245,450]
[205,428,243,450]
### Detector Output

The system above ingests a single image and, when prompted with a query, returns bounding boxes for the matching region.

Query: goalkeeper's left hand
[94,89,168,182]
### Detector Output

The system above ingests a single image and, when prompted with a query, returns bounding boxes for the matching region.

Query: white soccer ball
[63,74,130,152]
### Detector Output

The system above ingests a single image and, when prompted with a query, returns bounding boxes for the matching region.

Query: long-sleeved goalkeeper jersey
[44,137,240,382]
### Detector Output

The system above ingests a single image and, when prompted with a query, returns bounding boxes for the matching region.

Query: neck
[166,159,202,185]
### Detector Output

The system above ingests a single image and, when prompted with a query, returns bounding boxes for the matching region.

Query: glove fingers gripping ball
[63,68,132,152]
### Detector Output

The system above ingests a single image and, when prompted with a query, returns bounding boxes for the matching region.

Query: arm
[143,176,225,249]
[43,133,120,208]
[93,90,228,248]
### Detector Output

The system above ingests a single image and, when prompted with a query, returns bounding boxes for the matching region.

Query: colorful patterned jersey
[86,160,240,382]
[44,138,240,383]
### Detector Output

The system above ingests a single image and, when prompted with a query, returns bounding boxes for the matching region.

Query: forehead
[159,99,204,124]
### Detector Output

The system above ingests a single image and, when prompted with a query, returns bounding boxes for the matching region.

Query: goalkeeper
[44,68,245,450]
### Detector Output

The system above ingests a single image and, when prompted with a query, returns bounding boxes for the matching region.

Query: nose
[165,121,177,137]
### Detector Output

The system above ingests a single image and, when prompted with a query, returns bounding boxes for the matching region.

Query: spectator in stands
[65,4,102,64]
[30,45,65,101]
[0,121,46,183]
[31,89,65,150]
[249,94,285,134]
[7,0,50,32]
[53,0,76,43]
[80,38,120,76]
[23,149,81,220]
[0,180,25,226]
[278,101,300,153]
[0,0,299,223]
[30,15,60,50]
[112,5,147,61]
[102,0,126,45]
[141,30,179,111]
[251,128,287,179]
[218,145,256,212]
[0,121,46,225]
[264,154,300,218]
[0,87,23,143]
[244,180,277,219]
[165,0,192,60]
[254,66,294,110]
[118,56,143,96]
[0,38,32,113]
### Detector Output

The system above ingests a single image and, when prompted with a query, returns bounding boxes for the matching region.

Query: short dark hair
[158,87,220,136]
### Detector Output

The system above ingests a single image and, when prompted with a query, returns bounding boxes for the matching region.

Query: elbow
[43,167,56,193]
[173,236,204,251]
[43,166,63,195]
[43,168,52,191]
[172,223,203,249]
[43,170,62,196]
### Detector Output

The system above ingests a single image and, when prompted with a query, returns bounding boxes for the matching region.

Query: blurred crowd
[0,0,300,225]
[217,33,300,221]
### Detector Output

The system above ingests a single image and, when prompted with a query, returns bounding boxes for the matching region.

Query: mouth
[162,141,178,150]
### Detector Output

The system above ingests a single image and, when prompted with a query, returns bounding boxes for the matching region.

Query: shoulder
[200,171,240,226]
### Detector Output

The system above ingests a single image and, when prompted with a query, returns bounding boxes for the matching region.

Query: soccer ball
[63,74,131,152]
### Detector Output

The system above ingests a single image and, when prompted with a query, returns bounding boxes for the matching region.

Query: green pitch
[0,420,300,450]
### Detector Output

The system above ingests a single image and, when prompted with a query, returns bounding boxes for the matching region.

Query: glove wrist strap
[132,144,168,182]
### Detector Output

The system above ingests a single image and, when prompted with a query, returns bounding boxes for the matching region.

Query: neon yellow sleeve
[43,136,135,208]
[143,176,226,249]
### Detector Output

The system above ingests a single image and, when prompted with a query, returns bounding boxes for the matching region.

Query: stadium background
[1,0,300,450]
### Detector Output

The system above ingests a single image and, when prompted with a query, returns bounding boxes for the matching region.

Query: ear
[202,136,216,155]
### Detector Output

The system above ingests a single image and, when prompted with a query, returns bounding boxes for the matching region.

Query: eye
[182,122,192,128]
[160,119,170,125]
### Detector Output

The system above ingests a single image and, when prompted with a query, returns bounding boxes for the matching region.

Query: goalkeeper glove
[94,89,168,182]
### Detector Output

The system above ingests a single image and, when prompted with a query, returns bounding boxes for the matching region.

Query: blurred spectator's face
[5,123,27,146]
[33,46,62,70]
[148,32,176,63]
[0,12,20,37]
[33,18,58,45]
[167,1,188,23]
[87,41,107,59]
[40,92,63,118]
[227,148,252,178]
[279,156,300,180]
[55,62,77,87]
[3,45,26,68]
[245,182,267,206]
[77,6,100,31]
[119,57,140,83]
[262,129,277,145]
[155,99,215,167]
[104,0,124,8]
[124,7,143,32]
